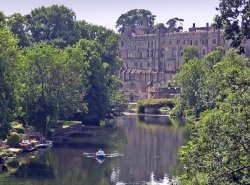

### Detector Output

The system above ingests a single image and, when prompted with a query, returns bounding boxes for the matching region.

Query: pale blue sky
[0,0,220,31]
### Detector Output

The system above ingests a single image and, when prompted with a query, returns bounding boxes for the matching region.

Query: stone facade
[119,22,250,101]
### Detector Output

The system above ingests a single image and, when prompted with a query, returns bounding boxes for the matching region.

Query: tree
[173,57,204,118]
[66,39,108,125]
[27,5,80,47]
[179,49,250,184]
[7,13,31,47]
[18,43,84,134]
[116,9,156,33]
[0,11,5,27]
[166,17,184,33]
[183,46,200,63]
[214,0,250,53]
[0,27,20,139]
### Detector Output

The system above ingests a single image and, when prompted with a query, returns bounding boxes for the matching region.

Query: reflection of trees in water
[12,150,56,180]
[1,115,186,185]
[115,115,186,183]
[43,126,125,185]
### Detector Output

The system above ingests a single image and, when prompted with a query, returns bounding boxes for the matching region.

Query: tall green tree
[173,57,204,117]
[183,46,200,63]
[18,43,84,134]
[166,17,184,33]
[0,27,20,139]
[214,0,250,53]
[27,5,80,47]
[116,9,155,33]
[0,11,5,27]
[178,49,250,184]
[66,39,108,125]
[7,13,31,47]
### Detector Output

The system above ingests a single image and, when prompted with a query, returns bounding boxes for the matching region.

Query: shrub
[137,98,176,113]
[13,124,25,134]
[10,121,20,127]
[7,132,20,148]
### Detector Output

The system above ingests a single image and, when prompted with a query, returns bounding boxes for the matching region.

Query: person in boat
[96,149,105,157]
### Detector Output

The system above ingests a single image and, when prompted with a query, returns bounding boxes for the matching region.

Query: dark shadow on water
[13,162,55,179]
[53,142,108,149]
[67,132,93,138]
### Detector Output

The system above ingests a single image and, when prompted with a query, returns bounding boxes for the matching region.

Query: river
[0,115,187,185]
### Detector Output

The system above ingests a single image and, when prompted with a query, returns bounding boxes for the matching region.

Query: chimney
[193,23,195,28]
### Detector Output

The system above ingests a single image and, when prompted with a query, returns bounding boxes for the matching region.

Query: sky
[0,0,220,32]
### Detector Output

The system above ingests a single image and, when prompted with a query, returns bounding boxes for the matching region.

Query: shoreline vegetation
[0,4,128,157]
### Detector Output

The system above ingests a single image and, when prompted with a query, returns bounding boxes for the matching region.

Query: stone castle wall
[119,23,250,101]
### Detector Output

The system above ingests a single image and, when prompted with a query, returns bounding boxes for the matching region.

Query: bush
[7,132,20,148]
[10,121,20,127]
[137,98,176,113]
[13,124,25,134]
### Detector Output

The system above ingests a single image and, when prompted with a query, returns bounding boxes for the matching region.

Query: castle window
[177,40,179,44]
[183,40,186,45]
[148,42,150,48]
[190,40,193,45]
[121,41,124,47]
[202,39,205,45]
[206,39,208,44]
[213,39,217,44]
[169,40,171,45]
[151,50,154,57]
[203,49,205,55]
[179,49,183,56]
[147,50,149,57]
[172,48,176,57]
[135,62,138,67]
[127,50,133,58]
[151,41,153,47]
[161,50,164,57]
[140,62,143,67]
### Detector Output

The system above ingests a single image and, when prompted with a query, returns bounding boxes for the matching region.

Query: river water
[0,115,187,185]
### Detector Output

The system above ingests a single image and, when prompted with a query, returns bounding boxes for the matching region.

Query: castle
[118,21,250,101]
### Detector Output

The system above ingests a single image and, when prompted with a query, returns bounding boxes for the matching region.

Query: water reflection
[114,115,186,184]
[0,115,187,185]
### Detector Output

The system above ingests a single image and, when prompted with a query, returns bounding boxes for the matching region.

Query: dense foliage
[0,26,20,139]
[214,0,250,53]
[7,132,20,148]
[116,9,156,33]
[166,17,184,33]
[0,6,127,138]
[173,47,250,184]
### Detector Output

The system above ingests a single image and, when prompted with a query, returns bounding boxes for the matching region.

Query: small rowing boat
[95,149,105,158]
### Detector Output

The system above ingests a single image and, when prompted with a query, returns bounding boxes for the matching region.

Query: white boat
[95,149,105,158]
[37,140,53,149]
